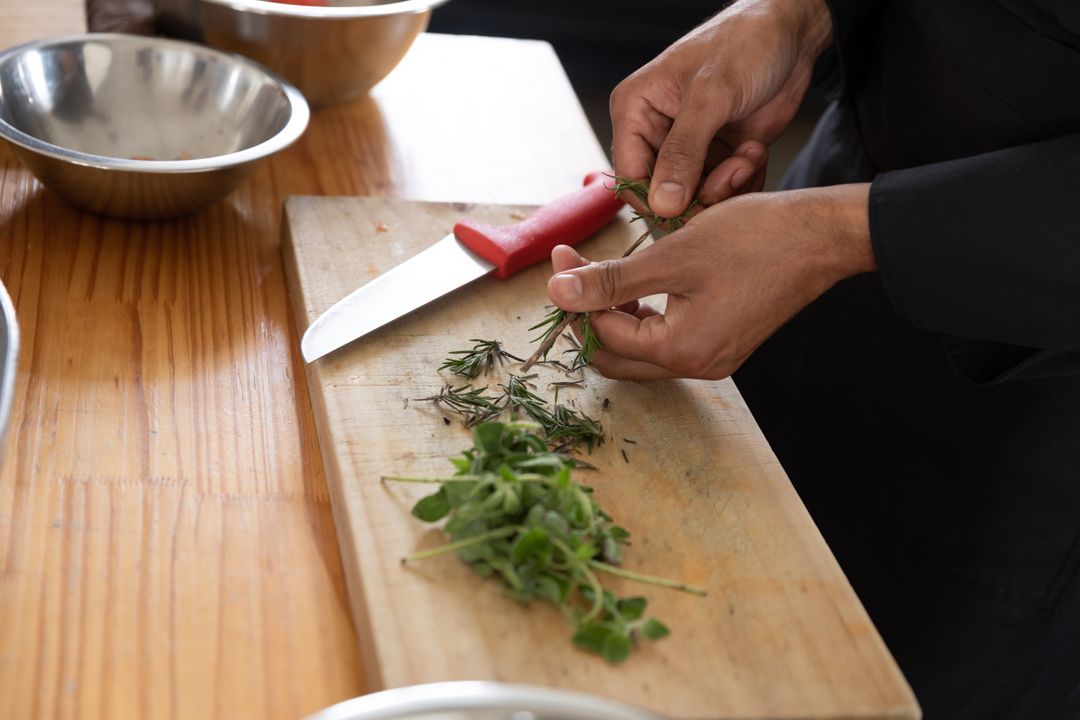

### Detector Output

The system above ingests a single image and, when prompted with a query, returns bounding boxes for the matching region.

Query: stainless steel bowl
[306,682,666,720]
[154,0,448,107]
[0,33,309,219]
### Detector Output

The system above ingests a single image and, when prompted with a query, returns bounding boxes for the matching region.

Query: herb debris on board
[387,177,704,664]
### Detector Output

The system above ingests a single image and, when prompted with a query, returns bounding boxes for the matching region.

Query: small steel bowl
[0,33,309,219]
[154,0,448,107]
[305,682,666,720]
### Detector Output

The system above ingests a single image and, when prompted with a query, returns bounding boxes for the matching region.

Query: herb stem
[620,222,660,259]
[520,217,658,374]
[402,526,521,564]
[522,312,578,372]
[588,560,707,596]
[550,536,606,622]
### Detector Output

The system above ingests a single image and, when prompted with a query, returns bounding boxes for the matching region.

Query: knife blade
[0,278,18,460]
[301,171,624,363]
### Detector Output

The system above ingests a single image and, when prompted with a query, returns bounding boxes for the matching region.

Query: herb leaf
[411,487,451,521]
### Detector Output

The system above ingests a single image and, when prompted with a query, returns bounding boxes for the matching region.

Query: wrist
[797,183,875,283]
[770,0,834,65]
[824,183,875,277]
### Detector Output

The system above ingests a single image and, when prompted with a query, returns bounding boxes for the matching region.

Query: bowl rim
[304,681,665,720]
[197,0,450,20]
[0,32,311,174]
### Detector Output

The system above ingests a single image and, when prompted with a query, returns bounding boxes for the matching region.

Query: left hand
[546,184,875,380]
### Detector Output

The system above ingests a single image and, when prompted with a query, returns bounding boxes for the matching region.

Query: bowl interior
[0,36,296,161]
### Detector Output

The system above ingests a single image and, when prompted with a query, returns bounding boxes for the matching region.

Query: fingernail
[731,167,753,189]
[551,273,582,302]
[652,181,684,211]
[743,146,765,164]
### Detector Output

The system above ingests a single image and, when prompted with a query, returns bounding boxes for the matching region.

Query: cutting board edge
[282,204,390,692]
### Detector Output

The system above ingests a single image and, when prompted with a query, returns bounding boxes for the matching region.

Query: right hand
[609,0,833,216]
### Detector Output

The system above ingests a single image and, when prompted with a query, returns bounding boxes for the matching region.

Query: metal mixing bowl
[305,682,666,720]
[154,0,448,107]
[0,33,309,219]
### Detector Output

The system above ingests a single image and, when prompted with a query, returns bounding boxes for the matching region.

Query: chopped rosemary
[418,383,505,427]
[439,338,522,379]
[503,375,604,453]
[546,404,605,454]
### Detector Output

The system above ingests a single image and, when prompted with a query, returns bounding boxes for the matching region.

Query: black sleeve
[814,0,887,98]
[869,132,1080,353]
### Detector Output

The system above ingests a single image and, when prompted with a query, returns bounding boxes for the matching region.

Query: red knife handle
[453,171,624,279]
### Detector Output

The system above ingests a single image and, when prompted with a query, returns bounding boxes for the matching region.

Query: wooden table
[0,4,918,719]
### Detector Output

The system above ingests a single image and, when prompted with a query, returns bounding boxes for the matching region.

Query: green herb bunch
[385,421,704,663]
[521,175,697,371]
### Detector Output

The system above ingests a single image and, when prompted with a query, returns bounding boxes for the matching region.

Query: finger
[630,301,661,319]
[649,93,731,217]
[747,161,768,193]
[610,134,654,216]
[611,118,672,215]
[699,137,736,183]
[588,309,677,367]
[550,244,589,275]
[547,243,673,313]
[590,348,678,381]
[698,141,767,205]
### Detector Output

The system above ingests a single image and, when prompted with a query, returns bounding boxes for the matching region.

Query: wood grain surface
[0,18,614,719]
[0,0,84,49]
[282,195,920,720]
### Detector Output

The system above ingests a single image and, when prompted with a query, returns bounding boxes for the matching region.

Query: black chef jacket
[732,1,1080,718]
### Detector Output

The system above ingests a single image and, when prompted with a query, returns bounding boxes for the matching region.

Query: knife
[301,171,624,363]
[0,278,18,461]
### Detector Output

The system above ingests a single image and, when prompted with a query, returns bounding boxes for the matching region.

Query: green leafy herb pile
[385,421,705,663]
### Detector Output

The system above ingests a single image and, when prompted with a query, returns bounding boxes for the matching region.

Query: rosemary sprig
[609,175,698,232]
[522,309,601,373]
[521,174,693,372]
[439,339,522,379]
[387,421,704,663]
[564,325,600,373]
[504,374,554,427]
[418,383,505,427]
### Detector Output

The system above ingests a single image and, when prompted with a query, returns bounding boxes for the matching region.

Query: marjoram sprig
[384,421,705,663]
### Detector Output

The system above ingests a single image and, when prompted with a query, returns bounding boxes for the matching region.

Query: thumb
[547,244,669,313]
[649,98,730,217]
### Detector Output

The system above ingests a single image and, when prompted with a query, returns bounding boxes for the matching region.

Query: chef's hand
[546,185,874,380]
[610,0,833,216]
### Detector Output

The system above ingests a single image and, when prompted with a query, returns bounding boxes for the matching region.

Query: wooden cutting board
[282,195,919,720]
